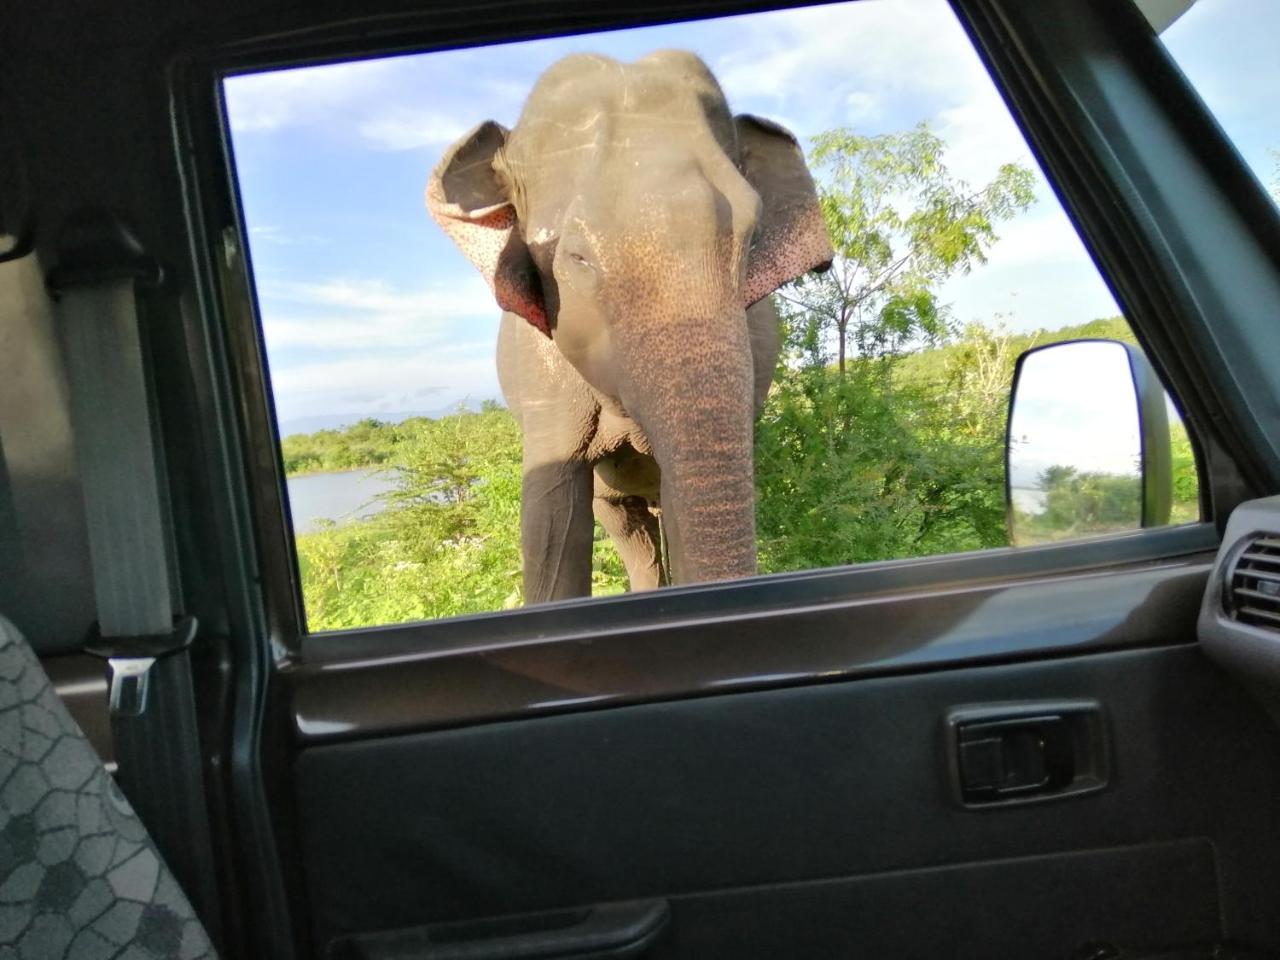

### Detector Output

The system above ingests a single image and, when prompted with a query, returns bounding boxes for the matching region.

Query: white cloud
[844,91,883,125]
[259,276,504,421]
[225,57,475,153]
[980,204,1093,269]
[224,59,399,132]
[712,0,1040,196]
[249,225,330,246]
[259,276,496,352]
[271,346,501,422]
[716,43,813,103]
[274,276,491,314]
[932,94,1035,186]
[716,0,988,113]
[357,108,471,151]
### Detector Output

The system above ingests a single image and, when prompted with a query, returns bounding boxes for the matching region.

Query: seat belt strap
[50,208,221,940]
[58,275,172,636]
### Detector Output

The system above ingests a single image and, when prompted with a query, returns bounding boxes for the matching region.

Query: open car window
[221,0,1204,635]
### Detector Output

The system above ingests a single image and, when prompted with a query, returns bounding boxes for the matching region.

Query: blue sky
[224,0,1279,432]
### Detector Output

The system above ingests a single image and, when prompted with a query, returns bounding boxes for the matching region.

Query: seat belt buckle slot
[85,615,198,718]
[106,656,157,716]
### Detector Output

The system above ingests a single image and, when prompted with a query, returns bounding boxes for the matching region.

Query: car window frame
[167,0,1255,668]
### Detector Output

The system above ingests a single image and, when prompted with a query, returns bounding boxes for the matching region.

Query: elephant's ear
[735,115,834,307]
[426,121,550,336]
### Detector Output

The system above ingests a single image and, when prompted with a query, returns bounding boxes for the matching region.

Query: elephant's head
[428,50,832,585]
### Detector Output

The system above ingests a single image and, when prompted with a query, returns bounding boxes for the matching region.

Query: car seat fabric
[0,613,216,959]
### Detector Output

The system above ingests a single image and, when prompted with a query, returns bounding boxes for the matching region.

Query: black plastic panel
[663,840,1218,960]
[294,645,1280,953]
[288,551,1212,742]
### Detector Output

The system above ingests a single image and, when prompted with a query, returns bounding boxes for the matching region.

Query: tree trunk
[837,316,848,375]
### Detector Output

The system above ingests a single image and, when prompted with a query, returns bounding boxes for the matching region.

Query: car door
[222,7,1278,960]
[8,0,1279,957]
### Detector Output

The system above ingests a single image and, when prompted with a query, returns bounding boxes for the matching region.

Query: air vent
[1226,535,1280,631]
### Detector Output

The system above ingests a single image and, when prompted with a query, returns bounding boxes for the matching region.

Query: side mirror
[1006,339,1173,547]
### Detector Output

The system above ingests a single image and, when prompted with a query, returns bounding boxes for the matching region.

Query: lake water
[286,467,399,534]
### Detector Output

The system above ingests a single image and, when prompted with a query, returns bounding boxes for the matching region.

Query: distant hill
[277,400,502,439]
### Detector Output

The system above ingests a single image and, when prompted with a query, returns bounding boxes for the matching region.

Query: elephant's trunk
[623,311,759,586]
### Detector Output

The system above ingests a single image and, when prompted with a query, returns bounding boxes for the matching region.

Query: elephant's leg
[499,312,601,604]
[521,456,595,603]
[593,483,665,591]
[747,296,783,416]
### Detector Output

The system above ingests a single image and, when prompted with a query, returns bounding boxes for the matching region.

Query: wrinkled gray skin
[429,51,832,603]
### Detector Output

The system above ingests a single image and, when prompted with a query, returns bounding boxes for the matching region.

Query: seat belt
[49,208,221,940]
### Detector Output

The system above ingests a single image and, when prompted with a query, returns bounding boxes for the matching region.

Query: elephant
[427,50,832,604]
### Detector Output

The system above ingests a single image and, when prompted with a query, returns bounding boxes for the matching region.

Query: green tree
[1026,465,1142,542]
[754,325,1019,573]
[755,126,1038,572]
[779,124,1036,372]
[1169,420,1201,524]
[280,414,436,476]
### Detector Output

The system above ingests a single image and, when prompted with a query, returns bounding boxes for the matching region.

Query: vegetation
[281,417,416,475]
[293,403,631,628]
[292,316,1199,631]
[287,126,1203,632]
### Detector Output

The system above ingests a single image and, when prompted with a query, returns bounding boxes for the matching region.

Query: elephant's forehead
[526,51,721,103]
[512,53,732,148]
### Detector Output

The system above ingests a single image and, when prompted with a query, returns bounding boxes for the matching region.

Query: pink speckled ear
[735,115,834,307]
[427,121,549,336]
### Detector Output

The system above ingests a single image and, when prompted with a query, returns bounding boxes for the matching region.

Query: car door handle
[947,700,1110,808]
[327,898,670,960]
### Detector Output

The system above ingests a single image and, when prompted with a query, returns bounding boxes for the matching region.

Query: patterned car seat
[0,613,216,959]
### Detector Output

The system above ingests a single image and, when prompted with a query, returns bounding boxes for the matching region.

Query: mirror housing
[1006,339,1173,546]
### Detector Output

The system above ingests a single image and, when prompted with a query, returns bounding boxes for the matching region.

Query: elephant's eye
[560,248,597,287]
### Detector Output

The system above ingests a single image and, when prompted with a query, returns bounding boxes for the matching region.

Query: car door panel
[295,639,1280,955]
